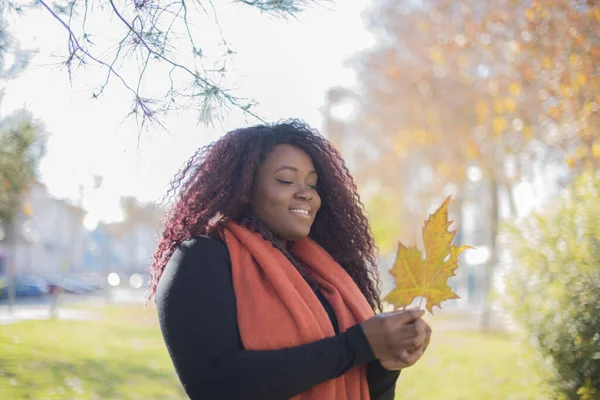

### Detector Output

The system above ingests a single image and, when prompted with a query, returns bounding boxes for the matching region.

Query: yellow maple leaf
[384,196,471,314]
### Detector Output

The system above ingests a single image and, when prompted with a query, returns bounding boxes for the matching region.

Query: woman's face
[250,144,322,242]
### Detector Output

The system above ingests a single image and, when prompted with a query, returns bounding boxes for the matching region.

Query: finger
[423,322,432,348]
[390,319,428,343]
[387,309,425,329]
[412,318,428,335]
[394,348,421,367]
[395,349,411,363]
[424,330,432,348]
[399,344,426,364]
[423,320,432,335]
[404,346,425,364]
[393,330,428,351]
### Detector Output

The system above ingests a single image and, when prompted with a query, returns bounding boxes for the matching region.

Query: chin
[284,228,311,242]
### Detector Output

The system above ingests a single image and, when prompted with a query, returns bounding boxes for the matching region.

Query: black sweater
[155,236,400,400]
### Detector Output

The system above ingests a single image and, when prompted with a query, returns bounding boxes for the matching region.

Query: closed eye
[277,179,318,190]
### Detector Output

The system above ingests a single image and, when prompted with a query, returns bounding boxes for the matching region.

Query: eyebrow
[274,165,318,175]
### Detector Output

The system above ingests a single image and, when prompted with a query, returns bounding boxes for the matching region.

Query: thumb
[393,309,425,325]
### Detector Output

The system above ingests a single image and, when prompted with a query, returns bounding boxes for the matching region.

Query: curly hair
[148,119,382,311]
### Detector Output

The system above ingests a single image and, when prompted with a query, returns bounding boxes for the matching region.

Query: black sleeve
[367,360,401,400]
[155,237,376,400]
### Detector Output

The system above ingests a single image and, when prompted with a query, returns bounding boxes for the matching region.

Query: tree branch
[235,0,320,16]
[8,0,320,129]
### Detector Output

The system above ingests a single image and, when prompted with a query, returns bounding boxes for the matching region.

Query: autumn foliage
[327,0,600,223]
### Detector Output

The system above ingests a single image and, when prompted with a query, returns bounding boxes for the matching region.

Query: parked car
[45,276,91,295]
[0,275,49,299]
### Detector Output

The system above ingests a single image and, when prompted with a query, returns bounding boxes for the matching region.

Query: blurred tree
[0,108,47,311]
[504,171,600,399]
[0,0,320,127]
[120,195,164,231]
[325,0,599,327]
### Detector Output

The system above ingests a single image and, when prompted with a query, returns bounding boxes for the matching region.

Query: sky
[1,0,375,228]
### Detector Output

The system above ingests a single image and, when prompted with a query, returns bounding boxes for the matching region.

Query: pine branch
[235,0,321,16]
[4,0,322,129]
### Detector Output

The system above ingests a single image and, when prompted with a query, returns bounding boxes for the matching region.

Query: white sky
[1,1,375,227]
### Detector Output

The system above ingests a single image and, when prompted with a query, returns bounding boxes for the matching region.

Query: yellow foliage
[508,81,522,97]
[416,130,431,145]
[467,138,480,158]
[493,99,505,113]
[493,117,507,133]
[23,202,34,217]
[505,98,517,112]
[549,106,561,119]
[476,101,489,119]
[394,139,408,157]
[569,54,580,65]
[561,85,574,98]
[576,72,587,88]
[542,57,553,69]
[437,163,451,177]
[431,47,445,65]
[592,142,600,159]
[417,20,430,33]
[576,377,596,400]
[525,8,536,21]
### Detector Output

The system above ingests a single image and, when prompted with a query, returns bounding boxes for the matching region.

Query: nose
[295,186,313,201]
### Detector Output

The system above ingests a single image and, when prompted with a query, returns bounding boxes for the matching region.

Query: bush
[503,172,600,400]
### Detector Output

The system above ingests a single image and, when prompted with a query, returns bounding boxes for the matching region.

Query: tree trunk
[504,182,518,218]
[6,223,16,314]
[102,233,112,305]
[480,176,500,331]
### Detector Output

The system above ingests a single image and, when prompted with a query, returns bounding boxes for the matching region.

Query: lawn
[0,305,550,399]
[395,329,550,399]
[0,305,187,400]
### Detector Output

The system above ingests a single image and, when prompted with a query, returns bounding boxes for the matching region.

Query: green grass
[0,305,186,400]
[395,329,551,400]
[0,305,550,399]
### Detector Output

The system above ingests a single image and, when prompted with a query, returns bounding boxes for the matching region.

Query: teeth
[291,209,309,215]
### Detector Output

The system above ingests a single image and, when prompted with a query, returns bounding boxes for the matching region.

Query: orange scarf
[222,222,375,400]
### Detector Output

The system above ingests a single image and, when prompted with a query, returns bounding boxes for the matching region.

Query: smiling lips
[290,208,311,218]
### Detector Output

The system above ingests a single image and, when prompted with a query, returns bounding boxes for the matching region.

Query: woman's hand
[378,321,431,371]
[360,309,430,366]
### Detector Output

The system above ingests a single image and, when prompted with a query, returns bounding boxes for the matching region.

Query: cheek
[313,193,322,212]
[267,187,293,206]
[259,185,293,214]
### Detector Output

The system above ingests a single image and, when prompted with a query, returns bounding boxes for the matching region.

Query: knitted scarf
[222,222,375,399]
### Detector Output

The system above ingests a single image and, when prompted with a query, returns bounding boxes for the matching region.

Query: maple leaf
[384,196,472,314]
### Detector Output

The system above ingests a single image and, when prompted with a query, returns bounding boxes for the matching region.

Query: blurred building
[82,197,163,277]
[0,182,86,278]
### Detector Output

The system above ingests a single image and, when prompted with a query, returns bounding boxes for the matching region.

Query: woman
[150,120,431,400]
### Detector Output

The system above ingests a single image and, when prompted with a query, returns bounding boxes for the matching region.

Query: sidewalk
[0,288,145,325]
[423,308,517,333]
[0,305,100,325]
